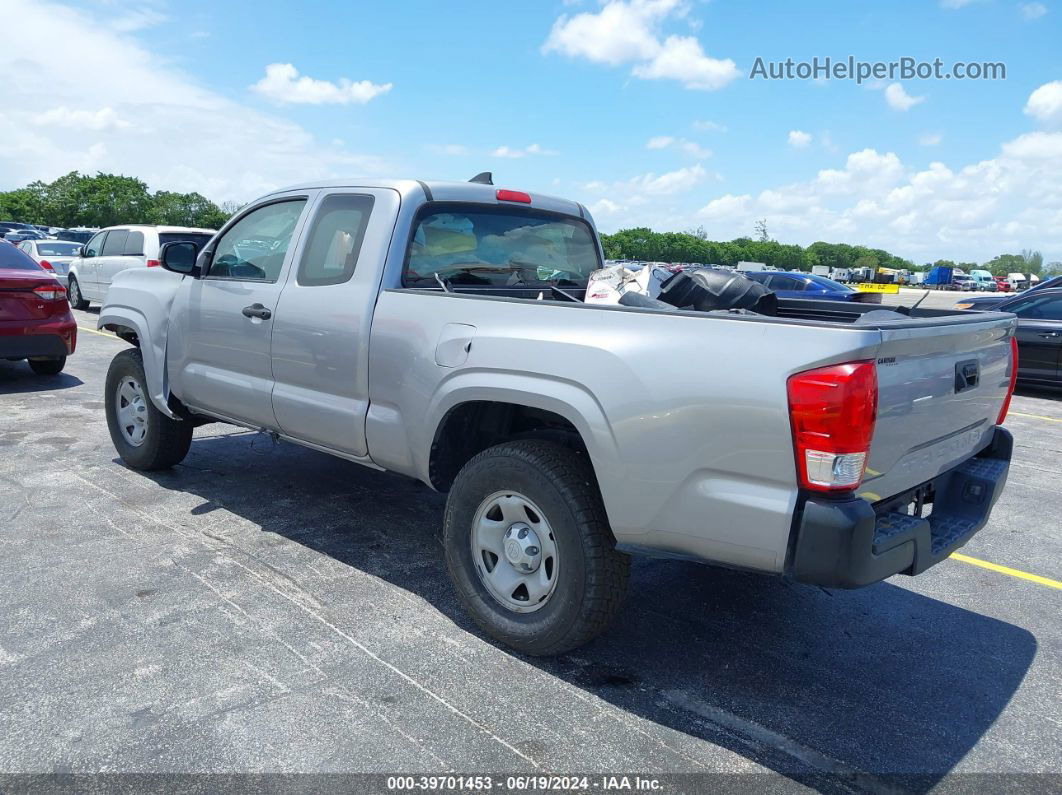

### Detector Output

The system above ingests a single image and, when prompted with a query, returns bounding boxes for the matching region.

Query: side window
[208,199,307,282]
[768,275,803,290]
[84,231,106,258]
[102,230,129,256]
[1013,296,1062,321]
[17,242,30,253]
[297,194,374,286]
[123,231,145,256]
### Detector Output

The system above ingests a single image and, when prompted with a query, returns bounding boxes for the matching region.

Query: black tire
[28,356,66,375]
[105,348,193,470]
[444,440,630,656]
[67,276,89,310]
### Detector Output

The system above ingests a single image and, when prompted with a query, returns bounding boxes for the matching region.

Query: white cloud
[884,82,926,111]
[940,0,981,7]
[491,143,557,158]
[646,136,711,158]
[542,0,673,64]
[1025,80,1062,124]
[251,63,392,105]
[662,135,1062,262]
[1020,2,1047,19]
[788,130,812,148]
[630,35,740,90]
[0,0,391,203]
[693,120,727,132]
[919,132,943,146]
[543,0,738,91]
[33,106,132,131]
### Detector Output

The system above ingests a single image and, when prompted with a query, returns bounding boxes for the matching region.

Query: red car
[994,277,1012,292]
[0,240,77,375]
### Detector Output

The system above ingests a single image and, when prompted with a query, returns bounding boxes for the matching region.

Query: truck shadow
[141,433,1036,791]
[0,360,84,393]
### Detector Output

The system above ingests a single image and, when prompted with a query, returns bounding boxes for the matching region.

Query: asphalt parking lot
[1,306,1059,789]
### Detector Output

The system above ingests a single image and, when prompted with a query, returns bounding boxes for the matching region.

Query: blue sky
[2,0,1061,263]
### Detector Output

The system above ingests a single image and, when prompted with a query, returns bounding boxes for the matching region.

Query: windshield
[36,241,82,257]
[404,206,600,288]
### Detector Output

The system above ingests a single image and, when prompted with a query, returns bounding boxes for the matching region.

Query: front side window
[84,231,106,257]
[404,206,600,288]
[208,199,307,282]
[101,230,129,256]
[768,275,805,291]
[1009,295,1062,321]
[297,194,374,286]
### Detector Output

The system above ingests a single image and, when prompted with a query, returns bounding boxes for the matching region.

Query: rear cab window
[403,205,600,289]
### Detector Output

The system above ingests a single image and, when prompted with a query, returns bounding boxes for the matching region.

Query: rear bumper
[789,426,1012,588]
[0,318,77,359]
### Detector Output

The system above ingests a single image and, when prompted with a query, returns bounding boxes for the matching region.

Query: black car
[990,287,1062,387]
[955,275,1062,311]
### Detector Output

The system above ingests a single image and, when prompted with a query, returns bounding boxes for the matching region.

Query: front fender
[98,269,185,419]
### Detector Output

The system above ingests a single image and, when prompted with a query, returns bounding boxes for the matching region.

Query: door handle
[1038,331,1061,339]
[241,303,271,320]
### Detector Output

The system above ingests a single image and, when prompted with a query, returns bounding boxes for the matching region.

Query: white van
[66,225,216,309]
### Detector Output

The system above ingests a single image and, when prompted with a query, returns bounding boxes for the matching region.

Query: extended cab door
[167,195,312,429]
[270,188,399,457]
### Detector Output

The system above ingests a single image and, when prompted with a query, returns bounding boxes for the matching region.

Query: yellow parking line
[1008,411,1062,424]
[951,552,1062,590]
[77,325,121,340]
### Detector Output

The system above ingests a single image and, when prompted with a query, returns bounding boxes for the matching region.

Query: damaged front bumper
[788,426,1012,588]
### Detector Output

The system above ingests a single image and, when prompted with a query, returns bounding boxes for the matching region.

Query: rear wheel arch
[428,399,600,492]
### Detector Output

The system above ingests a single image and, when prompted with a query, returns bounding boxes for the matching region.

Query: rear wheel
[444,440,630,656]
[67,276,89,310]
[28,357,66,375]
[105,348,192,470]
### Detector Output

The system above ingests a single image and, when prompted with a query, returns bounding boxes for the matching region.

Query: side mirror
[159,241,200,276]
[79,245,87,258]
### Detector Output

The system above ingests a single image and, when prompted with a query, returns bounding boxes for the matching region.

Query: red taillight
[496,189,531,204]
[996,336,1019,425]
[39,259,54,270]
[787,360,878,492]
[32,284,67,301]
[146,259,160,267]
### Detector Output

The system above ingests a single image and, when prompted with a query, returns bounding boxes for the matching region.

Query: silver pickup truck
[99,177,1018,655]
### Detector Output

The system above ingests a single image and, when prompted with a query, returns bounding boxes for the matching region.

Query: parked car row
[956,277,1062,388]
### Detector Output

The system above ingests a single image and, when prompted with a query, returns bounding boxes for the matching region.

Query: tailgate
[860,312,1016,501]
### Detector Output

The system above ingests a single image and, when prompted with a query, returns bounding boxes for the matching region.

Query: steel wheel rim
[471,490,559,613]
[69,279,80,304]
[115,376,148,447]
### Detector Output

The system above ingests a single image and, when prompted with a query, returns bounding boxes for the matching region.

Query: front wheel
[444,440,630,656]
[67,276,89,310]
[105,348,193,470]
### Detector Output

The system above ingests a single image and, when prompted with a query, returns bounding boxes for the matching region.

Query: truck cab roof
[265,178,589,220]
